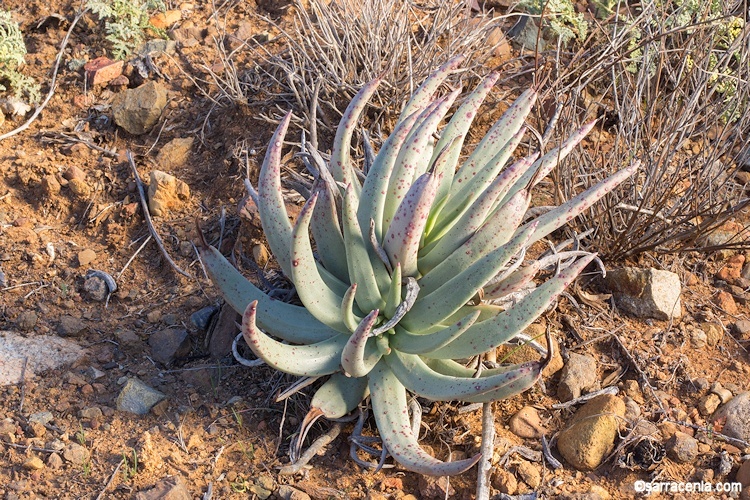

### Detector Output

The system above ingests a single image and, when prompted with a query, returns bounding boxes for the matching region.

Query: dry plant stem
[278,422,343,475]
[17,357,28,414]
[476,402,494,500]
[126,151,191,278]
[3,442,60,454]
[95,458,125,500]
[541,435,562,469]
[664,417,750,449]
[551,385,619,409]
[611,333,666,415]
[117,234,153,279]
[0,9,88,142]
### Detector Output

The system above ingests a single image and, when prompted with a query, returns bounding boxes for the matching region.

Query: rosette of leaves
[200,56,637,476]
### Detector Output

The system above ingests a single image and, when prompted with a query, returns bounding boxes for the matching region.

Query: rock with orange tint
[557,394,626,470]
[84,57,124,87]
[149,9,182,29]
[147,170,190,217]
[716,254,746,282]
[715,291,739,315]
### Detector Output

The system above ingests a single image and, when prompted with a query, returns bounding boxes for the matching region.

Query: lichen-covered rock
[147,170,190,217]
[557,394,626,470]
[115,378,166,415]
[604,267,682,320]
[112,81,168,135]
[156,137,194,170]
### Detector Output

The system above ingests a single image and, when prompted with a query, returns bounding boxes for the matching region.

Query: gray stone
[712,392,750,443]
[249,484,272,500]
[135,475,191,500]
[62,442,89,465]
[557,352,599,402]
[557,394,626,470]
[667,431,699,463]
[83,276,108,301]
[28,411,53,426]
[78,407,103,419]
[57,315,87,336]
[116,378,166,415]
[190,305,218,331]
[139,39,177,56]
[148,328,191,366]
[0,331,85,386]
[112,81,168,135]
[604,267,682,320]
[742,261,750,281]
[16,311,38,331]
[277,485,312,500]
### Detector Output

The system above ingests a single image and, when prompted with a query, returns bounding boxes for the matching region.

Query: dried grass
[537,0,750,258]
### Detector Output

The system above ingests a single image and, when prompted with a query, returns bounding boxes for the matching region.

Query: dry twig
[0,10,88,142]
[126,151,191,278]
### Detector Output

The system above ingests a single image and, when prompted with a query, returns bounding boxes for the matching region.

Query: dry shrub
[538,0,750,258]
[219,0,507,140]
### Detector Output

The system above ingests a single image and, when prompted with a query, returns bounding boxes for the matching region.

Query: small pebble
[46,453,63,469]
[667,431,699,463]
[698,393,722,415]
[22,457,44,470]
[83,276,108,301]
[77,249,97,267]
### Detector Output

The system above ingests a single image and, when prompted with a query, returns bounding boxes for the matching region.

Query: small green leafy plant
[201,57,636,475]
[86,0,166,59]
[518,0,588,45]
[0,11,41,104]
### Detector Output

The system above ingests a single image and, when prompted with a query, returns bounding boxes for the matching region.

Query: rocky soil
[1,1,750,499]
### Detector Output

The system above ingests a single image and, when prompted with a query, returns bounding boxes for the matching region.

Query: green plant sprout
[518,0,588,45]
[86,0,167,59]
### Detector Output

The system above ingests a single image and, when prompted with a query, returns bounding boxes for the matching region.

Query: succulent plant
[200,56,637,476]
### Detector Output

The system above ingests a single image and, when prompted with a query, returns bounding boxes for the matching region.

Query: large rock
[147,170,190,217]
[557,394,626,470]
[712,392,750,443]
[112,81,168,135]
[0,331,86,386]
[604,267,682,320]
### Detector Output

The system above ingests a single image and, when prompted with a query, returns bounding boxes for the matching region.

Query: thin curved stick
[127,151,191,277]
[0,9,88,142]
